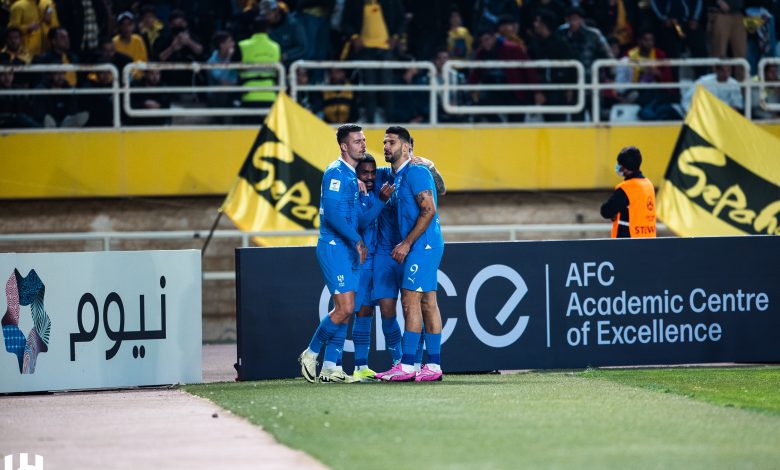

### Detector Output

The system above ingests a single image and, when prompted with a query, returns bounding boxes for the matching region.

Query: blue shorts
[372,251,402,300]
[354,258,377,310]
[401,245,444,292]
[316,240,359,295]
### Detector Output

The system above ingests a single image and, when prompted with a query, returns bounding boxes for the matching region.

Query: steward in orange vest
[600,146,657,238]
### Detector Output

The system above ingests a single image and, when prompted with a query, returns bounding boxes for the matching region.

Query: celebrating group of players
[298,124,447,383]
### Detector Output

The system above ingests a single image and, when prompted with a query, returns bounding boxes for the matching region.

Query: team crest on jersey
[329,179,341,192]
[337,274,345,286]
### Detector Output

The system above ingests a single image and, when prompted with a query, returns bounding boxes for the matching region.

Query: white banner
[0,250,202,393]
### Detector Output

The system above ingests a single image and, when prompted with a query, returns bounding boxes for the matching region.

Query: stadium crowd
[1,0,779,128]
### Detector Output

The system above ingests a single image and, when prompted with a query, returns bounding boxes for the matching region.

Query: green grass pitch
[185,366,780,469]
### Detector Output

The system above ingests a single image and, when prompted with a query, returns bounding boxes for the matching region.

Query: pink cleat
[378,362,416,382]
[415,365,443,382]
[374,360,400,380]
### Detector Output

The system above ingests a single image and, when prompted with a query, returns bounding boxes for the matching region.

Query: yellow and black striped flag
[220,93,334,246]
[657,86,780,236]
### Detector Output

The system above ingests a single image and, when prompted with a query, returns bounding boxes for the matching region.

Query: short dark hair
[47,27,65,43]
[536,9,559,32]
[212,31,232,49]
[169,9,186,23]
[497,14,517,27]
[336,123,362,144]
[617,146,642,171]
[566,6,586,18]
[359,153,377,168]
[385,126,411,144]
[251,16,268,34]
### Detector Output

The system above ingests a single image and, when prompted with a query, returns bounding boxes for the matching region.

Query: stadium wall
[4,124,780,199]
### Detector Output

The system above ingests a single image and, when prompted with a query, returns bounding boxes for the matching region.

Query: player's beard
[384,147,402,164]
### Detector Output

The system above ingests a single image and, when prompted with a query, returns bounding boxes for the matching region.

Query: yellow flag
[220,93,334,246]
[657,86,780,236]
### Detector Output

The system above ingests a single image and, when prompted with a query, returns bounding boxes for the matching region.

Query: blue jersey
[359,191,378,258]
[393,161,444,250]
[374,167,402,254]
[318,159,361,247]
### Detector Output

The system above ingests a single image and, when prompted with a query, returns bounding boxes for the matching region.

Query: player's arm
[411,156,446,195]
[600,188,628,220]
[391,188,436,263]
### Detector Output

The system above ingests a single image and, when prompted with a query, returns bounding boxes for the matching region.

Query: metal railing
[757,57,780,112]
[442,60,586,115]
[591,57,753,123]
[122,61,286,118]
[0,223,653,280]
[3,58,780,129]
[0,63,121,127]
[289,60,439,123]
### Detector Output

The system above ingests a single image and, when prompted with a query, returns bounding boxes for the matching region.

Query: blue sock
[307,315,340,354]
[382,317,403,363]
[401,331,421,366]
[323,323,347,366]
[353,316,372,367]
[425,333,441,366]
[415,329,426,364]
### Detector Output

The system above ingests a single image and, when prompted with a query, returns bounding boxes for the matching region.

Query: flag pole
[201,211,223,259]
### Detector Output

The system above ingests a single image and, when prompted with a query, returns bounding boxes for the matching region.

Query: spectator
[8,0,58,56]
[153,10,204,88]
[447,7,473,59]
[113,12,149,68]
[752,63,780,118]
[32,68,88,127]
[682,64,744,112]
[528,9,577,122]
[295,0,333,80]
[497,14,526,53]
[341,0,405,123]
[708,0,747,80]
[260,0,307,68]
[238,16,280,123]
[744,6,777,75]
[520,0,566,38]
[139,5,164,54]
[405,0,452,65]
[387,36,428,122]
[55,0,109,55]
[586,0,635,48]
[321,67,358,123]
[473,0,520,33]
[559,7,613,83]
[294,67,323,116]
[82,62,115,127]
[432,48,469,123]
[469,23,538,122]
[649,0,708,77]
[33,27,78,87]
[39,0,61,49]
[94,36,132,83]
[1,27,33,64]
[130,68,171,126]
[625,30,678,120]
[207,31,240,120]
[0,56,40,128]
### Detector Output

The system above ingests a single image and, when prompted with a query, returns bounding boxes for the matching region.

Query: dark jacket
[269,12,308,66]
[55,0,109,53]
